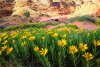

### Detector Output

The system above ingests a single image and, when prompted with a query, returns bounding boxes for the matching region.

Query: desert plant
[66,15,96,24]
[95,20,100,26]
[0,22,52,32]
[23,12,30,17]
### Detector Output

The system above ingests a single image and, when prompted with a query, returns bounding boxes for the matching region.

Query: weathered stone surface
[92,8,100,18]
[0,2,14,18]
[1,0,100,17]
[73,2,100,16]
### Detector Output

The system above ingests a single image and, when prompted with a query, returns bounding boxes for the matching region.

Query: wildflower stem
[94,46,96,56]
[73,54,76,67]
[86,61,89,67]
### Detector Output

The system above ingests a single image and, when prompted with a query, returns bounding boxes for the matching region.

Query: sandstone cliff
[1,0,99,17]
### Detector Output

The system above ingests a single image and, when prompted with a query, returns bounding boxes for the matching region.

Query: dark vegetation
[0,22,52,32]
[66,15,96,23]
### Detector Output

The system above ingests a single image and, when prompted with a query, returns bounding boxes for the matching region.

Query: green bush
[95,20,100,26]
[0,22,52,32]
[66,15,96,23]
[0,26,100,67]
[23,12,30,17]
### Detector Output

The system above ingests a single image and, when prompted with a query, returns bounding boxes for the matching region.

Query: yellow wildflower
[1,45,7,51]
[57,28,63,32]
[93,40,100,46]
[12,35,17,38]
[12,40,15,43]
[64,27,70,31]
[21,35,27,39]
[21,41,27,46]
[2,40,7,44]
[24,31,30,35]
[11,32,17,36]
[32,31,35,33]
[47,31,53,34]
[93,30,96,33]
[61,34,66,38]
[69,24,75,26]
[29,36,35,41]
[39,48,48,56]
[83,52,93,61]
[42,36,45,41]
[1,33,7,37]
[3,35,8,40]
[11,32,18,38]
[97,41,100,46]
[73,29,79,32]
[69,45,78,54]
[79,28,84,33]
[93,40,97,46]
[13,31,17,34]
[0,38,1,42]
[58,39,67,47]
[34,46,39,51]
[52,33,58,38]
[6,47,13,55]
[0,51,2,55]
[79,43,88,52]
[24,31,31,36]
[87,33,90,37]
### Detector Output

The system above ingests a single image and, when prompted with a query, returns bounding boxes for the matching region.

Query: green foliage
[0,22,52,32]
[95,20,100,26]
[66,15,96,23]
[0,26,100,67]
[23,12,30,17]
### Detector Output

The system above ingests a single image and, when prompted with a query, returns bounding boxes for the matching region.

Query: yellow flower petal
[83,52,93,61]
[39,48,48,56]
[69,45,78,54]
[34,46,39,51]
[1,45,7,51]
[6,47,13,55]
[58,39,67,47]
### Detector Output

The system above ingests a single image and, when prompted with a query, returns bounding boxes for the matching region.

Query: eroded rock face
[0,1,14,18]
[12,0,100,17]
[92,8,100,18]
[12,0,40,17]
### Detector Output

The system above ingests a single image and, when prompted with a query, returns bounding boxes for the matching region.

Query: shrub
[0,22,52,32]
[23,12,30,17]
[95,20,100,26]
[66,15,96,23]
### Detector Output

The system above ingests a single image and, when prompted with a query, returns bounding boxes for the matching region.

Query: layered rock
[12,0,39,17]
[12,0,100,17]
[0,0,14,18]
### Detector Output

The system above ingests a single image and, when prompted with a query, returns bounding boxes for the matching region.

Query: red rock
[73,21,100,30]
